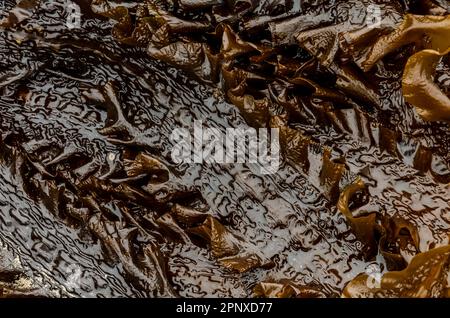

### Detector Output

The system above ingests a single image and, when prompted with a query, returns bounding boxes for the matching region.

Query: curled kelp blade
[342,245,450,298]
[337,178,378,258]
[361,14,450,71]
[402,48,450,122]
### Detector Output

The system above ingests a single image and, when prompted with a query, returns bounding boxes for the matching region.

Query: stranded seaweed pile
[0,0,449,298]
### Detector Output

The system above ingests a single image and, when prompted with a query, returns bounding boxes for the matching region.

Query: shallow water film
[0,0,449,298]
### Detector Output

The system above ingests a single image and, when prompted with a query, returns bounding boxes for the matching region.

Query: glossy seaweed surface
[0,0,449,298]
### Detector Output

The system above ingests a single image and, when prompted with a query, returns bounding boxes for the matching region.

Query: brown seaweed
[0,0,448,298]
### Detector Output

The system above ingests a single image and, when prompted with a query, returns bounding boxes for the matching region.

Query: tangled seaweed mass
[0,0,449,298]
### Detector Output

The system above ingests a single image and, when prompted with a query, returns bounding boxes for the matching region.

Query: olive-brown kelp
[0,0,449,297]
